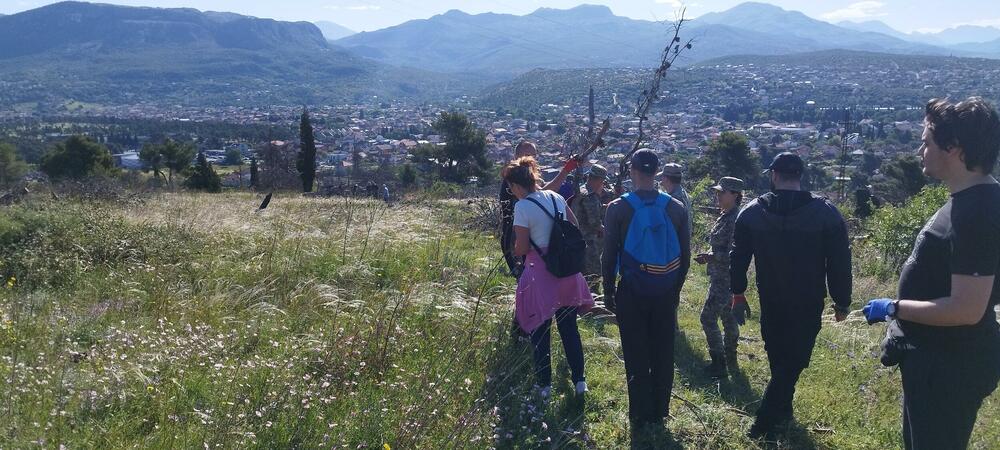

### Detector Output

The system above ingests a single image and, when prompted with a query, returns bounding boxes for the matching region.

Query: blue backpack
[619,192,682,293]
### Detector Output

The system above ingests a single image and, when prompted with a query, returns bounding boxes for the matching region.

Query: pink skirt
[515,248,594,334]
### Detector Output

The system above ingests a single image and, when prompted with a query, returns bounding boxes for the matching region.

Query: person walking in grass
[602,149,691,432]
[863,97,1000,450]
[499,141,580,279]
[730,152,852,439]
[570,164,611,294]
[694,176,744,379]
[504,156,592,399]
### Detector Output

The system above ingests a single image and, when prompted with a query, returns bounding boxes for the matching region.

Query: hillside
[0,2,478,109]
[314,20,355,41]
[337,2,965,76]
[477,50,1000,112]
[0,191,996,448]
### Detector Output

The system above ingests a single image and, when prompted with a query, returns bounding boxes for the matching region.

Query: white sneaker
[575,381,588,395]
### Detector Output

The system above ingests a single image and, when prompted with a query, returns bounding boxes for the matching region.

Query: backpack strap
[523,195,555,255]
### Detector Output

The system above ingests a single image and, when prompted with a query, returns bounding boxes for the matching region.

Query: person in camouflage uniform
[695,176,745,378]
[571,164,611,293]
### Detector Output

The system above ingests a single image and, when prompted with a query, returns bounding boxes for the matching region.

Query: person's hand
[563,158,580,173]
[834,309,848,322]
[731,294,750,325]
[863,298,894,324]
[695,253,710,265]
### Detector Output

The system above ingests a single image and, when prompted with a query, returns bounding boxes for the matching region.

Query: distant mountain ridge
[0,1,329,59]
[336,2,971,76]
[315,21,355,41]
[0,1,478,108]
[838,20,1000,46]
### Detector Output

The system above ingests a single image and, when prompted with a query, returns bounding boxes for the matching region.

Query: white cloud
[655,0,685,8]
[820,1,887,22]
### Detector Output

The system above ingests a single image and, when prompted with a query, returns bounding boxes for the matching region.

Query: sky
[2,0,998,34]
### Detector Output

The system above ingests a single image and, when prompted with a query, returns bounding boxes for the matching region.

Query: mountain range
[0,1,474,108]
[314,21,355,41]
[2,1,999,109]
[335,2,987,75]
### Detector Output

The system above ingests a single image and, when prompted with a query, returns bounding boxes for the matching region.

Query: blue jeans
[530,307,585,387]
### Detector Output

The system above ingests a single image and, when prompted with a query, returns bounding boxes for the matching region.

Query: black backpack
[525,194,587,278]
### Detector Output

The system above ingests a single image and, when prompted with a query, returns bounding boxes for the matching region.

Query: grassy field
[0,192,996,449]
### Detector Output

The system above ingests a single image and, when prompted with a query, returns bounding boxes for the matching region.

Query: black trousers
[530,307,585,387]
[616,283,679,424]
[900,343,1000,450]
[756,299,823,427]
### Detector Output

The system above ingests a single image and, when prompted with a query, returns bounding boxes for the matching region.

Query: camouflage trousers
[583,238,603,295]
[700,275,740,356]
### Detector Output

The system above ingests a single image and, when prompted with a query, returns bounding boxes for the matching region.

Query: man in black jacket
[730,152,852,438]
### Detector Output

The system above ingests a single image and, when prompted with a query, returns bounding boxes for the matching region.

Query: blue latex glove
[863,298,893,324]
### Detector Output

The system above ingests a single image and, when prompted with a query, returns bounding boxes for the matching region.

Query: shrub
[864,184,948,275]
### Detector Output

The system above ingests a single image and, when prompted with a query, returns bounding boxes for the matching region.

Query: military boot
[705,351,728,379]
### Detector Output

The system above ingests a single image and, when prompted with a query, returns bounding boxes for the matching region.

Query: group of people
[497,96,1000,449]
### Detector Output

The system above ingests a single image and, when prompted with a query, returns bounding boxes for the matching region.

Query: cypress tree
[297,108,317,193]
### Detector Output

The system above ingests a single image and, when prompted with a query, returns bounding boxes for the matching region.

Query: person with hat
[571,164,612,293]
[658,162,693,233]
[694,176,745,378]
[602,149,691,432]
[730,152,852,439]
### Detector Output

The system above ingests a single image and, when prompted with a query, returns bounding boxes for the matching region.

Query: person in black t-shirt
[864,97,1000,450]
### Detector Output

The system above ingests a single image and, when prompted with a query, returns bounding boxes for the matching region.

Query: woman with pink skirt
[503,156,594,399]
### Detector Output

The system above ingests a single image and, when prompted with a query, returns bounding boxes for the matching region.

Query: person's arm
[565,200,580,227]
[895,275,995,326]
[541,158,579,191]
[824,207,853,317]
[729,210,753,295]
[602,201,624,298]
[708,216,733,266]
[512,202,532,257]
[670,201,692,296]
[513,226,532,257]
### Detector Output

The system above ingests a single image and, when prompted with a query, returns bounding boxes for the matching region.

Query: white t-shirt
[513,190,568,248]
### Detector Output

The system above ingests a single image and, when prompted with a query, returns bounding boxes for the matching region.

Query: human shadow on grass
[672,332,820,449]
[483,317,596,449]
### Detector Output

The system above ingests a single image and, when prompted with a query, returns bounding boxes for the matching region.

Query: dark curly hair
[502,156,541,192]
[925,97,1000,173]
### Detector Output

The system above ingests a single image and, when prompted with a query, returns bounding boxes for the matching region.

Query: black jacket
[730,190,852,311]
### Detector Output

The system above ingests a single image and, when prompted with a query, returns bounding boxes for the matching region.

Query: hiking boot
[705,352,728,379]
[725,349,739,368]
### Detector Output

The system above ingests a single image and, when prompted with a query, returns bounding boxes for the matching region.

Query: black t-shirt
[897,183,1000,346]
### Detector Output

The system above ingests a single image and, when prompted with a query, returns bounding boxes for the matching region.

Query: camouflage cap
[657,162,684,177]
[586,164,609,180]
[712,176,746,192]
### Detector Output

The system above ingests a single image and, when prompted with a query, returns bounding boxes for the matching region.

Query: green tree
[224,148,243,166]
[689,132,760,191]
[249,157,259,189]
[876,154,926,204]
[184,152,222,193]
[297,108,317,193]
[399,163,417,187]
[40,135,117,180]
[429,112,491,183]
[0,143,28,187]
[139,139,195,188]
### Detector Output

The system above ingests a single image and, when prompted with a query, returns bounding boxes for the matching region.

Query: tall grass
[0,192,996,449]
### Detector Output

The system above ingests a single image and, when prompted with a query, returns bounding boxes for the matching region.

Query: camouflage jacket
[707,206,738,277]
[571,189,607,238]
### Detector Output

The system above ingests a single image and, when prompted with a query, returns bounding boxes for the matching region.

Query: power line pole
[838,108,852,202]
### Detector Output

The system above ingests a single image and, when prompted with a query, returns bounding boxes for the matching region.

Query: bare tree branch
[614,9,695,191]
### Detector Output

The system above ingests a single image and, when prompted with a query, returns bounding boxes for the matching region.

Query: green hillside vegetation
[0,191,996,448]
